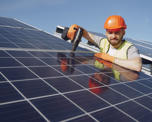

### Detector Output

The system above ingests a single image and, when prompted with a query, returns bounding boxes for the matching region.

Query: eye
[108,31,112,34]
[115,32,119,34]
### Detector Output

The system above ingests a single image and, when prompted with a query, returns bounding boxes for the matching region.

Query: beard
[107,36,123,47]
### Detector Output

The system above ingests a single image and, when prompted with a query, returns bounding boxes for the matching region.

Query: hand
[95,58,113,68]
[94,52,115,63]
[67,24,80,40]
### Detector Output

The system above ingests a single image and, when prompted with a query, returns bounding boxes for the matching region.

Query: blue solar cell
[29,66,63,78]
[0,67,38,81]
[0,50,10,57]
[0,17,36,29]
[126,82,152,94]
[69,115,95,122]
[16,57,46,66]
[45,77,82,92]
[0,34,10,43]
[65,90,109,112]
[138,79,152,89]
[0,101,46,122]
[15,43,36,48]
[0,73,6,82]
[111,84,142,98]
[52,65,83,76]
[96,87,128,104]
[40,57,60,65]
[29,51,51,57]
[0,82,23,103]
[31,95,83,122]
[13,79,57,98]
[7,51,33,57]
[70,75,93,88]
[117,101,152,122]
[0,42,18,48]
[0,58,22,67]
[135,96,152,110]
[92,106,134,122]
[75,65,98,74]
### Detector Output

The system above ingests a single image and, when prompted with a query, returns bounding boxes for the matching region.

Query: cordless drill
[56,25,83,51]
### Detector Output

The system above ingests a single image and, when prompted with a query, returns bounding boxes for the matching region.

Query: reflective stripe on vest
[99,38,133,59]
[94,60,121,80]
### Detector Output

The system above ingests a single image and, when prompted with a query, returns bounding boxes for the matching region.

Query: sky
[0,0,152,42]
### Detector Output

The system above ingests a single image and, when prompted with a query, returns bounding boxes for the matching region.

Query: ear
[122,29,125,35]
[105,31,108,37]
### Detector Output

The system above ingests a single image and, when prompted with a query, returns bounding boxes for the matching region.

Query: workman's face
[105,29,125,47]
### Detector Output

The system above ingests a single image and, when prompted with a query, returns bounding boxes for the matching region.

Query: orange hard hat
[104,15,127,30]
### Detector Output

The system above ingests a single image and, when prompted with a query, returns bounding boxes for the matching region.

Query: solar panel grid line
[0,81,6,84]
[62,100,137,122]
[0,52,151,85]
[25,51,103,122]
[136,80,152,91]
[0,25,23,29]
[46,69,139,121]
[0,17,152,121]
[108,85,152,113]
[0,76,40,84]
[61,114,90,122]
[66,62,152,119]
[23,50,138,121]
[0,67,151,121]
[1,27,39,49]
[1,76,152,113]
[1,77,152,121]
[0,66,24,69]
[1,63,150,87]
[70,65,152,116]
[14,18,38,31]
[94,69,151,84]
[0,98,25,106]
[130,39,152,48]
[0,17,37,30]
[0,32,18,47]
[121,82,152,100]
[0,47,93,53]
[0,63,151,107]
[0,30,33,49]
[60,91,137,122]
[0,70,50,122]
[4,50,100,121]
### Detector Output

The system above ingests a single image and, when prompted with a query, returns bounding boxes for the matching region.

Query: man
[68,15,142,72]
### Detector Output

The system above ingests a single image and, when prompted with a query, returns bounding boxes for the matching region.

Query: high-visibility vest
[99,38,133,59]
[94,38,133,80]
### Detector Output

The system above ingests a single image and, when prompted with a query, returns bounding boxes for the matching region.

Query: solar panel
[0,17,152,122]
[127,38,152,58]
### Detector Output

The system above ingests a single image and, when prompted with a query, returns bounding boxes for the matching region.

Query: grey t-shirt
[92,34,140,59]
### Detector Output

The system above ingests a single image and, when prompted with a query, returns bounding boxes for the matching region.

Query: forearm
[114,57,142,72]
[112,64,139,81]
[82,29,97,45]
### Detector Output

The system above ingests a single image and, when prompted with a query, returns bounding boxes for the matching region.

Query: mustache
[110,37,118,40]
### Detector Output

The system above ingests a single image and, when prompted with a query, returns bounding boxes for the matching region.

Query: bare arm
[112,63,139,81]
[114,57,142,72]
[82,29,98,45]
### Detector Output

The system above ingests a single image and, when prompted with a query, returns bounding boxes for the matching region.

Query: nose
[111,33,117,39]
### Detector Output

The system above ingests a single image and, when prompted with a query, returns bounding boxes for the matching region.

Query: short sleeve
[127,45,140,59]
